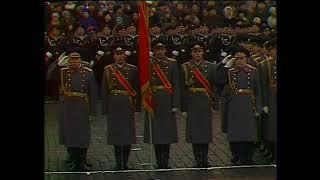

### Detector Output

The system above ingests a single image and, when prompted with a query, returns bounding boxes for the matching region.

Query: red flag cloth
[139,1,154,116]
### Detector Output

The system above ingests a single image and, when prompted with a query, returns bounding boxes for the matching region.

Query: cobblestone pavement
[45,101,275,179]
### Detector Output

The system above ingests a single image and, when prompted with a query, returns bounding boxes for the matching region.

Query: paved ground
[44,100,276,179]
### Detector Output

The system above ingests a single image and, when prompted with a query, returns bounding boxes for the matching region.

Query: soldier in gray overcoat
[259,41,277,163]
[101,44,141,170]
[217,46,263,165]
[180,43,218,168]
[47,49,98,171]
[143,40,180,169]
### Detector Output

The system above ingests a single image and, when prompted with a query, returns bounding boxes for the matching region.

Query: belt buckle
[238,89,243,93]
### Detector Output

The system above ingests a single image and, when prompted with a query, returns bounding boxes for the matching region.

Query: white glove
[90,60,94,67]
[149,51,153,57]
[172,50,179,56]
[57,53,70,67]
[125,50,132,56]
[221,50,227,57]
[97,50,105,56]
[172,108,179,112]
[221,54,232,64]
[262,106,269,114]
[181,112,188,118]
[46,51,53,58]
[89,115,96,121]
[224,58,235,68]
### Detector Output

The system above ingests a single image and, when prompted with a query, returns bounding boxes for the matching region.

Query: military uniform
[101,47,141,170]
[94,33,114,60]
[209,33,237,64]
[45,28,66,100]
[260,55,277,163]
[195,24,212,62]
[65,32,93,62]
[124,34,139,66]
[144,42,180,169]
[47,52,98,171]
[217,48,263,165]
[168,27,189,65]
[180,45,218,168]
[92,33,114,94]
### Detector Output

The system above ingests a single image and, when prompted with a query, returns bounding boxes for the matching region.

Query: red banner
[139,1,154,116]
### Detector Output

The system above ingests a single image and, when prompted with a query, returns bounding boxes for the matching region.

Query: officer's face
[177,26,186,34]
[154,46,167,58]
[118,29,126,36]
[102,27,111,35]
[50,29,60,37]
[191,49,204,61]
[75,27,85,36]
[69,56,81,69]
[114,51,126,63]
[201,26,209,35]
[127,26,136,35]
[234,52,247,66]
[152,26,161,35]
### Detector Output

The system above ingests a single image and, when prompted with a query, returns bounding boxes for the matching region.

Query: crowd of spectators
[44,1,277,100]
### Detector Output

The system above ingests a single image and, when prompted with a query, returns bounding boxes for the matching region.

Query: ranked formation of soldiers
[46,28,277,171]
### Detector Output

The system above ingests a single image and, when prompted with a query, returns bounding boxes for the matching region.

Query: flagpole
[149,110,153,169]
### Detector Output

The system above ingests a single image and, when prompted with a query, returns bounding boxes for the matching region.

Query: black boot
[229,142,241,166]
[122,145,131,170]
[65,147,73,163]
[114,145,122,170]
[83,148,92,167]
[68,148,80,172]
[79,148,90,171]
[201,144,209,168]
[163,144,171,169]
[154,144,162,169]
[192,144,201,168]
[241,142,255,165]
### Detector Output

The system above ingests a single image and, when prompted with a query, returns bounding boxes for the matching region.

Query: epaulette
[167,57,176,62]
[127,63,137,70]
[60,67,68,71]
[83,66,92,72]
[203,60,214,65]
[182,61,191,66]
[228,67,235,71]
[260,59,270,65]
[246,64,257,70]
[251,54,259,58]
[104,65,112,69]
